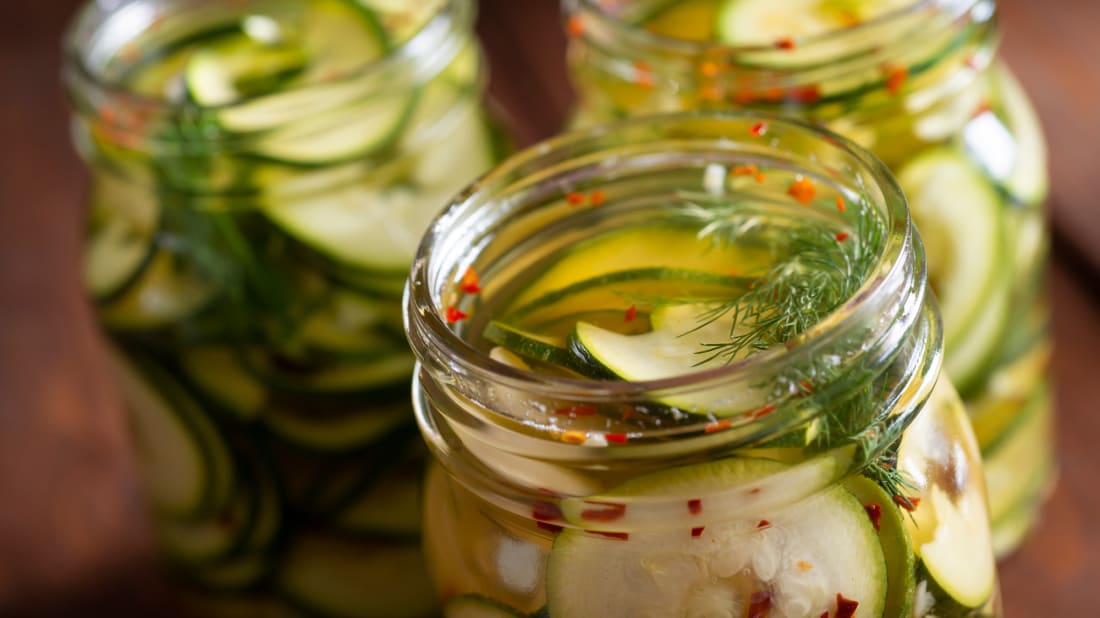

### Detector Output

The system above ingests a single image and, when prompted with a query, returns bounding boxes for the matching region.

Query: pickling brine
[405,113,1002,617]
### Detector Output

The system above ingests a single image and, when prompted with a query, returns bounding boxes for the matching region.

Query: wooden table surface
[1,1,1097,615]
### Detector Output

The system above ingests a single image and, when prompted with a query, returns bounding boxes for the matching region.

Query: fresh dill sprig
[684,196,886,365]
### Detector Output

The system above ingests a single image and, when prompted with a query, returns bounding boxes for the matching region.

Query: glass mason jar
[64,0,496,614]
[564,0,1052,557]
[406,113,1001,617]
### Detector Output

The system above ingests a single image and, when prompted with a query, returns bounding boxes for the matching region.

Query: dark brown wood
[0,0,1097,615]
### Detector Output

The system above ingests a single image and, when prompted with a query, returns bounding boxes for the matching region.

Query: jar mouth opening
[407,111,915,405]
[63,0,468,111]
[573,0,970,58]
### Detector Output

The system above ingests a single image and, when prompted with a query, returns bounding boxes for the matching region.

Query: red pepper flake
[893,495,921,511]
[634,61,654,89]
[687,499,703,515]
[537,521,564,534]
[459,267,481,294]
[755,172,768,184]
[788,84,822,104]
[704,419,732,434]
[691,526,705,537]
[699,84,723,102]
[788,177,816,205]
[885,65,909,95]
[865,503,883,531]
[835,593,859,618]
[587,530,629,541]
[533,500,563,522]
[972,100,994,118]
[820,613,829,618]
[699,60,721,77]
[733,89,757,105]
[589,189,606,206]
[621,406,637,421]
[566,15,585,38]
[566,191,586,206]
[749,487,762,495]
[605,433,629,444]
[561,431,587,444]
[836,195,847,213]
[624,304,638,323]
[749,404,777,420]
[796,560,813,572]
[748,591,774,618]
[835,232,850,243]
[731,164,758,177]
[756,519,771,529]
[445,306,468,323]
[800,380,815,393]
[775,36,796,50]
[555,405,598,417]
[750,121,768,137]
[581,501,627,522]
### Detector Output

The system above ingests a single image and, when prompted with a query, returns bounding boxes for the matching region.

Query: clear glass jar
[63,0,496,614]
[565,0,1052,557]
[406,113,1000,617]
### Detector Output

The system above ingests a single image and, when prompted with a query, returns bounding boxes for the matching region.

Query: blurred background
[0,0,1098,615]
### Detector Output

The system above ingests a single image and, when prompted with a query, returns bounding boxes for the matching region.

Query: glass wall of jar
[564,0,1052,557]
[64,0,497,614]
[406,113,1001,617]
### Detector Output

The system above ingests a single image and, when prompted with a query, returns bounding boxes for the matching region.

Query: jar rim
[62,0,472,112]
[406,110,921,408]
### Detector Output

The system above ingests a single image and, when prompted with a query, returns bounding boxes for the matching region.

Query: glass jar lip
[63,0,471,111]
[407,110,915,404]
[571,0,955,57]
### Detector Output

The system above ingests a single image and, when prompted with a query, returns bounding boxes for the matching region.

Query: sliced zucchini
[278,535,437,618]
[573,303,756,414]
[897,382,995,608]
[844,476,916,618]
[717,0,909,45]
[334,464,423,538]
[443,595,526,618]
[982,382,1054,526]
[898,148,1010,394]
[243,348,415,397]
[185,36,307,106]
[265,402,412,453]
[84,173,159,301]
[99,250,217,332]
[989,64,1048,206]
[158,488,256,565]
[183,553,272,592]
[109,349,235,520]
[548,457,884,617]
[484,321,603,377]
[287,292,406,360]
[180,346,269,420]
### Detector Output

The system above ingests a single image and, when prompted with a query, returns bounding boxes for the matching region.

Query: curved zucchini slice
[84,173,159,302]
[278,535,437,618]
[548,457,885,617]
[898,148,1010,394]
[844,476,916,617]
[99,250,217,332]
[242,348,414,397]
[334,464,423,538]
[109,349,235,520]
[264,401,412,453]
[180,346,269,421]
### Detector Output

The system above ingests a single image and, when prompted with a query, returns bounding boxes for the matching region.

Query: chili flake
[796,560,813,572]
[800,380,816,393]
[580,501,627,522]
[835,593,859,618]
[755,172,768,184]
[748,591,774,618]
[691,526,705,537]
[733,89,757,105]
[788,85,822,104]
[732,164,759,177]
[836,195,847,213]
[566,191,586,206]
[885,65,909,95]
[865,503,883,531]
[788,177,817,205]
[750,121,768,137]
[704,419,732,434]
[621,406,637,421]
[634,61,655,89]
[445,306,468,323]
[459,267,481,294]
[893,495,921,511]
[605,433,629,444]
[566,15,585,38]
[756,519,770,529]
[533,501,563,522]
[699,84,723,102]
[561,431,587,444]
[749,404,777,420]
[835,232,851,243]
[775,36,796,50]
[537,521,564,534]
[687,499,703,515]
[624,304,638,323]
[590,189,607,206]
[699,60,721,77]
